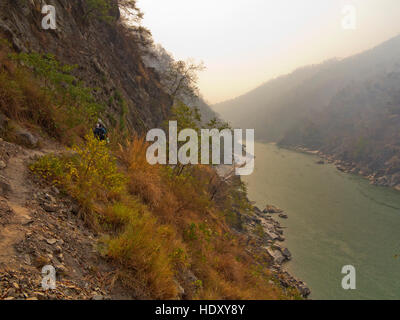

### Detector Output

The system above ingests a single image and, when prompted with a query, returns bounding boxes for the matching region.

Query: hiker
[93,122,107,141]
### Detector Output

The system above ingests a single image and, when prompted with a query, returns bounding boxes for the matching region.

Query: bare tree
[162,59,205,102]
[118,0,144,25]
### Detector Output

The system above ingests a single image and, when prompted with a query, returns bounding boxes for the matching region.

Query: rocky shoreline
[232,202,311,298]
[290,146,400,192]
[216,162,311,299]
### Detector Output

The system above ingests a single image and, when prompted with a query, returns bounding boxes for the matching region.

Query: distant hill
[214,34,400,140]
[213,34,400,185]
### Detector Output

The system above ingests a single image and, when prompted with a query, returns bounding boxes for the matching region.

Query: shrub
[30,134,125,226]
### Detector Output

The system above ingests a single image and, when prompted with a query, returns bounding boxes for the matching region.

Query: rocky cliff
[0,0,172,132]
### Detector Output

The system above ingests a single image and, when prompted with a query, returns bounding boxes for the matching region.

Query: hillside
[0,1,307,300]
[214,34,400,188]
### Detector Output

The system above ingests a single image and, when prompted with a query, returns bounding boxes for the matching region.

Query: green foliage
[0,49,104,143]
[115,90,128,133]
[69,134,125,198]
[206,117,231,131]
[166,100,201,133]
[14,52,103,129]
[85,0,116,23]
[14,53,76,85]
[29,154,67,185]
[31,134,125,221]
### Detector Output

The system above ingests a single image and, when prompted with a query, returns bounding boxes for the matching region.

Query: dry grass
[116,137,299,300]
[103,201,179,299]
[10,34,300,300]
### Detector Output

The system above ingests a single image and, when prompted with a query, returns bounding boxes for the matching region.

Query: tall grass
[116,137,300,299]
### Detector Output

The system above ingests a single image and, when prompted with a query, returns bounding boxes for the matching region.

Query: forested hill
[213,34,400,187]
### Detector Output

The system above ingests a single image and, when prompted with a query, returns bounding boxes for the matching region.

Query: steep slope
[0,0,172,132]
[0,138,131,300]
[0,1,308,300]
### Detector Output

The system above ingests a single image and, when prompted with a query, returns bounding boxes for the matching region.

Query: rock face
[0,0,172,133]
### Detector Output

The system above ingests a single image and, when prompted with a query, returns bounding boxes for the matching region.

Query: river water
[242,142,400,299]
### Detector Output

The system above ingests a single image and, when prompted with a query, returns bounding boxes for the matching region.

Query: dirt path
[0,139,132,300]
[0,143,60,268]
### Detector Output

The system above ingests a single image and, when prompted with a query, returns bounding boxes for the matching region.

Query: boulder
[280,247,292,260]
[263,205,283,214]
[15,129,38,148]
[272,245,292,260]
[297,283,311,298]
[266,248,285,264]
[264,230,285,242]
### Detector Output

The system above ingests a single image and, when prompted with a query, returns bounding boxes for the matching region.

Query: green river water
[242,142,400,300]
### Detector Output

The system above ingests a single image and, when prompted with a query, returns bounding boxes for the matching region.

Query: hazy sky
[138,0,400,104]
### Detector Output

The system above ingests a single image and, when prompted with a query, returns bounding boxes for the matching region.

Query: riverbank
[242,142,400,299]
[216,164,310,298]
[231,198,311,298]
[286,146,400,192]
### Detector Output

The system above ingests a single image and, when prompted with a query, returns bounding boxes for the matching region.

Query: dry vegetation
[30,135,299,300]
[0,38,299,300]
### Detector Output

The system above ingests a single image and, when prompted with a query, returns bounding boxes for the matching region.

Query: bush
[31,136,182,299]
[30,134,125,226]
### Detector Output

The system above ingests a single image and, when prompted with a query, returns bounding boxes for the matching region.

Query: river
[242,142,400,299]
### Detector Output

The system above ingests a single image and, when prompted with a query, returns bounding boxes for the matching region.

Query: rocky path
[0,139,130,300]
[0,140,61,269]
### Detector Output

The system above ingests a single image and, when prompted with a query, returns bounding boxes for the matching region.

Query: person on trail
[93,122,107,141]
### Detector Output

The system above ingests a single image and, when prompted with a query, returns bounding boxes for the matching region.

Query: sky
[137,0,400,104]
